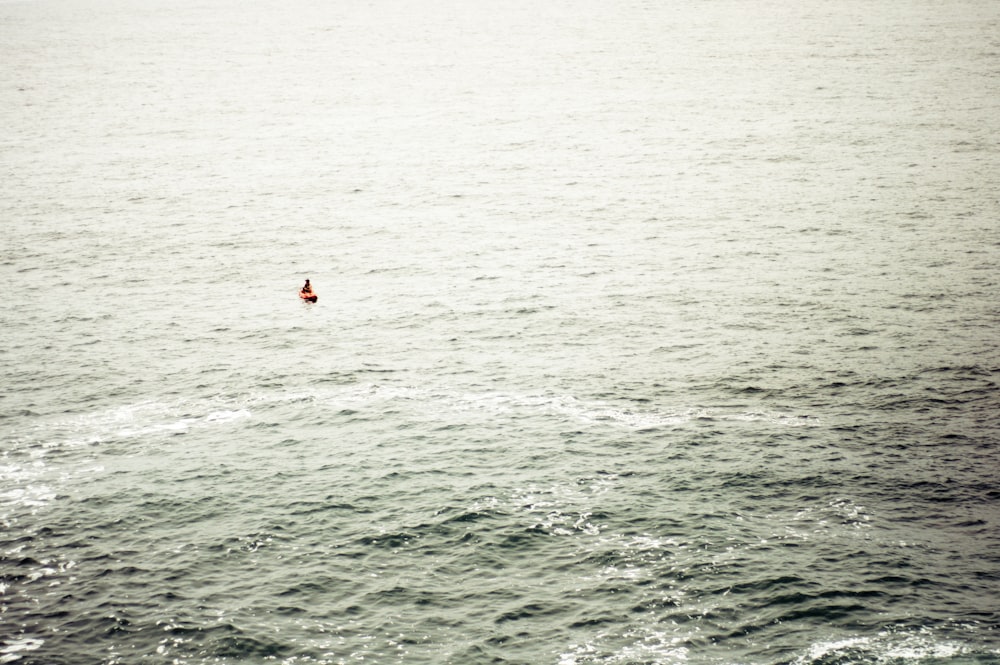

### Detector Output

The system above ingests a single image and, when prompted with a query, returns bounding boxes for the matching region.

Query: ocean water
[2,0,999,663]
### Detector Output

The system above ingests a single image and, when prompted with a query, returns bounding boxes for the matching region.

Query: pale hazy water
[2,0,999,663]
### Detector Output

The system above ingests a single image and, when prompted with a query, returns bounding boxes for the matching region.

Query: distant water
[2,0,999,663]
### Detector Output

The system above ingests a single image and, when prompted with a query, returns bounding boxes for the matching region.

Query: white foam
[327,383,820,434]
[559,629,690,665]
[0,638,43,664]
[795,627,978,665]
[205,409,252,423]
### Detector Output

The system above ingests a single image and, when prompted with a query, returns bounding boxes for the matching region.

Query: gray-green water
[3,0,999,663]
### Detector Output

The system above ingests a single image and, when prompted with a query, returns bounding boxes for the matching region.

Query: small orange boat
[299,290,318,303]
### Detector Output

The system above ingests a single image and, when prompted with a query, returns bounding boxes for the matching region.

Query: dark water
[3,0,1000,663]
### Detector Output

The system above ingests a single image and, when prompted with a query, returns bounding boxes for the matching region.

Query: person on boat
[300,279,312,295]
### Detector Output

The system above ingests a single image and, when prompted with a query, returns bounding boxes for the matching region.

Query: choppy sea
[2,0,999,663]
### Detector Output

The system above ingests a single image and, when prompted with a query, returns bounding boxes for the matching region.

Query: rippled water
[2,0,999,663]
